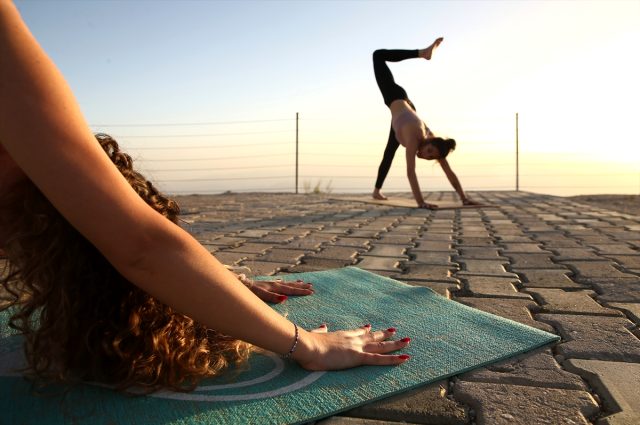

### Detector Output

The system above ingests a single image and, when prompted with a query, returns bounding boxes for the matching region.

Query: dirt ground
[567,194,639,216]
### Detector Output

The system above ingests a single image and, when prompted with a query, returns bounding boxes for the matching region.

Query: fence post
[516,112,519,191]
[295,112,299,194]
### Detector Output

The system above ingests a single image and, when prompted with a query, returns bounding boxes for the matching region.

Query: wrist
[290,327,318,365]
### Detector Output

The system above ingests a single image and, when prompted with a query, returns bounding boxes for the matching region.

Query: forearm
[116,218,298,356]
[407,172,424,205]
[448,175,467,201]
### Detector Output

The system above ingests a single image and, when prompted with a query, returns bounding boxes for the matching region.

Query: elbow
[102,220,182,281]
[105,228,158,278]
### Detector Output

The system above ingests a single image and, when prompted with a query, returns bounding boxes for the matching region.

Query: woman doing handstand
[372,38,478,208]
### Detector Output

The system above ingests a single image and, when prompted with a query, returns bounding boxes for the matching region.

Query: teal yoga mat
[0,267,558,424]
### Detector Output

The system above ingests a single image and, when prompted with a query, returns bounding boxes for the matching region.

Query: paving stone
[316,227,351,235]
[376,234,418,245]
[388,225,422,236]
[416,233,454,242]
[528,232,577,242]
[355,256,402,272]
[410,251,455,266]
[564,359,640,425]
[349,229,384,238]
[575,235,619,244]
[587,244,638,255]
[365,244,408,258]
[561,260,639,281]
[254,233,295,244]
[525,288,623,316]
[331,237,371,248]
[493,235,533,243]
[458,231,491,238]
[499,243,548,253]
[296,257,356,270]
[212,251,247,265]
[412,241,454,252]
[319,417,418,425]
[590,279,640,303]
[453,381,598,425]
[283,236,328,250]
[198,235,246,247]
[515,269,587,289]
[455,297,554,332]
[536,314,640,362]
[223,242,272,255]
[254,248,307,264]
[603,255,640,270]
[456,260,518,278]
[460,276,530,299]
[342,381,467,425]
[459,348,586,390]
[538,238,585,248]
[237,260,290,276]
[308,246,364,261]
[605,302,640,324]
[400,264,459,282]
[455,247,506,260]
[551,247,602,261]
[456,237,494,246]
[237,229,272,238]
[502,253,566,269]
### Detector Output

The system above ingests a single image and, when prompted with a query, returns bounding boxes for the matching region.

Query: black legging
[373,49,419,189]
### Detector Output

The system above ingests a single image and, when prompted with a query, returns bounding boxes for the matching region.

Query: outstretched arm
[438,158,478,205]
[0,1,409,370]
[406,145,437,209]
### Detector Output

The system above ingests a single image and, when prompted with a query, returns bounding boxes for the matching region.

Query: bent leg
[375,125,400,189]
[372,49,419,107]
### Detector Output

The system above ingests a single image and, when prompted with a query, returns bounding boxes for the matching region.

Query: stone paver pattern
[172,191,640,425]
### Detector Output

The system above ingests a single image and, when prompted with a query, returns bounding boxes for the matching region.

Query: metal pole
[516,112,519,191]
[295,112,299,194]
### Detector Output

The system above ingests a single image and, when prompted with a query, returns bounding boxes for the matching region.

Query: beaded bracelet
[282,323,299,359]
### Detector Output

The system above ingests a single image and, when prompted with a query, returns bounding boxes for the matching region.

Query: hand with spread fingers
[462,198,481,206]
[293,324,411,370]
[420,202,439,209]
[237,274,314,303]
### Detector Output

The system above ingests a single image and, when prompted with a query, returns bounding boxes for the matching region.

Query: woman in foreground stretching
[372,38,478,208]
[0,1,409,392]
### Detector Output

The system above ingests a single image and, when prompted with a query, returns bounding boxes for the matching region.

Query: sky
[15,0,640,196]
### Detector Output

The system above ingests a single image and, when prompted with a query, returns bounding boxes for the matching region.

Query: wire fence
[92,114,640,197]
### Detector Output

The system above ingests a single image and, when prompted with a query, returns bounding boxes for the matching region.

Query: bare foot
[419,37,444,60]
[372,189,388,200]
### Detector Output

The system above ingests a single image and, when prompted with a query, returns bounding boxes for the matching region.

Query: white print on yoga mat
[0,347,325,402]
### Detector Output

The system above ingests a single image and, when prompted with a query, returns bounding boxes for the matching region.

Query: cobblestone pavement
[174,190,640,425]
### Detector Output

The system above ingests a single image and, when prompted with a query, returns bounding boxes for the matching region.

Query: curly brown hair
[0,133,251,392]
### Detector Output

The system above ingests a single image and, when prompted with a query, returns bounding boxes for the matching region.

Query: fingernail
[278,295,288,302]
[319,323,327,328]
[400,337,411,343]
[387,327,396,333]
[398,354,411,360]
[363,324,372,328]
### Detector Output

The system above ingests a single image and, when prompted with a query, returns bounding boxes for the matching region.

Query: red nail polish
[398,354,411,360]
[401,337,411,343]
[387,327,396,333]
[319,323,327,328]
[278,295,288,302]
[363,324,372,328]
